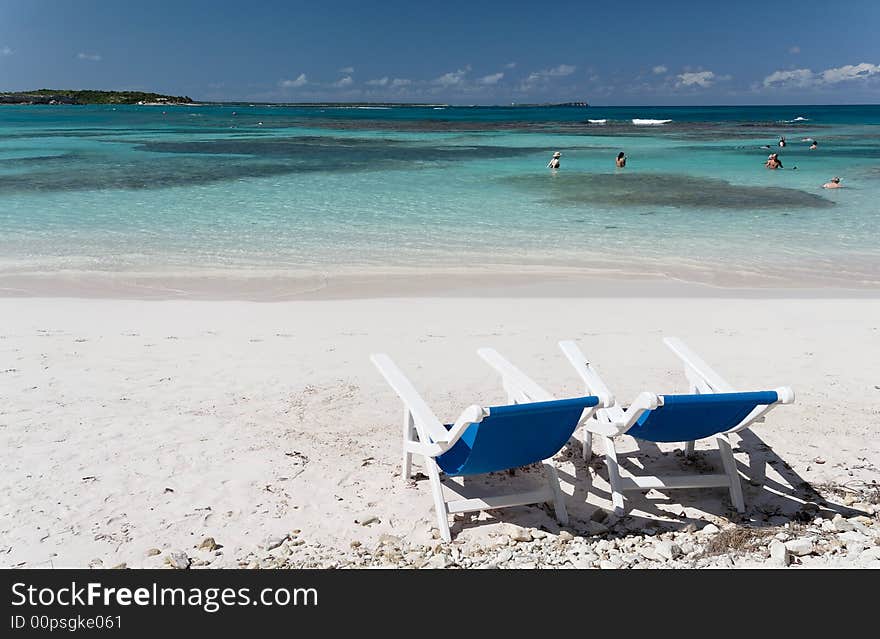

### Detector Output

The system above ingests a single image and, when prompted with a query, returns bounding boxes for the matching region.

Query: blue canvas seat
[627,391,781,443]
[551,339,794,515]
[438,396,600,476]
[372,352,603,542]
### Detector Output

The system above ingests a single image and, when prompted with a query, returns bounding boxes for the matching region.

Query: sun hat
[553,151,561,157]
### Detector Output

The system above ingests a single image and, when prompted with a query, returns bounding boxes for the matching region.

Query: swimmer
[809,140,818,150]
[779,136,786,147]
[765,153,783,169]
[547,151,561,169]
[615,151,626,168]
[822,176,843,189]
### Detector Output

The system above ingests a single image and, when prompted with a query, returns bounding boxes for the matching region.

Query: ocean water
[1,103,878,290]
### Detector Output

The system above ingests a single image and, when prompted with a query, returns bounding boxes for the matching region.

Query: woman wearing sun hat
[547,151,561,169]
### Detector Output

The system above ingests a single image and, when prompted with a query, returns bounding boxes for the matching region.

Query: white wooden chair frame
[371,351,602,542]
[558,338,795,516]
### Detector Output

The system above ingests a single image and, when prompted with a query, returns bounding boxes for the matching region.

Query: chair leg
[603,436,625,516]
[425,457,452,541]
[583,427,593,460]
[717,434,745,512]
[543,461,569,526]
[402,408,414,482]
[685,382,698,457]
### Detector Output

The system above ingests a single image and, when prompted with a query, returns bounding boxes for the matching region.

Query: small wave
[587,119,607,124]
[632,118,671,125]
[356,106,391,110]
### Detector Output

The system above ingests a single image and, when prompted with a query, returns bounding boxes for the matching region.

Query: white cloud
[367,77,410,89]
[478,72,504,85]
[763,68,814,88]
[652,65,667,75]
[333,76,353,88]
[433,66,470,86]
[339,66,354,74]
[77,52,102,62]
[676,70,715,87]
[521,64,576,89]
[820,62,880,84]
[762,62,880,89]
[279,73,308,88]
[504,62,517,69]
[1,46,13,56]
[789,46,801,54]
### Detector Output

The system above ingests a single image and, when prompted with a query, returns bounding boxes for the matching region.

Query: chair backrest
[625,391,779,443]
[436,396,599,476]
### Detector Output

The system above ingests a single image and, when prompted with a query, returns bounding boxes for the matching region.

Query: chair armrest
[444,404,489,445]
[775,386,795,404]
[618,391,661,433]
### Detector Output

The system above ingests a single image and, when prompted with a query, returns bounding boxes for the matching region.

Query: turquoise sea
[1,103,878,290]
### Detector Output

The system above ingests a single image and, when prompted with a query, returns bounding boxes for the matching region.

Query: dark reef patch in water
[504,173,834,209]
[136,135,544,161]
[0,136,545,193]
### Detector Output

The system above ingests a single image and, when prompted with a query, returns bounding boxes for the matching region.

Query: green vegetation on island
[0,90,193,105]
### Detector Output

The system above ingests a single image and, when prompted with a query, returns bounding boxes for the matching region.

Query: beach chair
[371,350,604,541]
[554,338,795,516]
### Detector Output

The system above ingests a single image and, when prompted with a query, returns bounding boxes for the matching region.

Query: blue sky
[1,0,879,104]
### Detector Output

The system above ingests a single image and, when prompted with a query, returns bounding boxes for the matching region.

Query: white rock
[599,559,620,570]
[784,538,814,557]
[501,524,533,543]
[832,514,856,532]
[578,552,599,564]
[858,547,880,562]
[264,535,286,551]
[424,554,452,569]
[837,531,871,546]
[166,551,190,569]
[655,541,682,560]
[489,535,511,548]
[769,540,790,567]
[495,549,513,563]
[701,523,721,535]
[637,546,660,562]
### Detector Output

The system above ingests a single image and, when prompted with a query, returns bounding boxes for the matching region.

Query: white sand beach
[2,290,879,569]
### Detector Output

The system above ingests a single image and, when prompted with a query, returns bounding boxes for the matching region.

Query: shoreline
[2,269,879,301]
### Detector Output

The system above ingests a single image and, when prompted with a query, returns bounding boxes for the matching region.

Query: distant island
[0,90,193,105]
[510,101,589,107]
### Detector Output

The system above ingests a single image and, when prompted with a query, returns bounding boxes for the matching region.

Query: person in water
[766,153,783,169]
[822,176,843,188]
[615,151,626,168]
[779,136,786,147]
[810,139,818,150]
[547,151,561,169]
